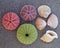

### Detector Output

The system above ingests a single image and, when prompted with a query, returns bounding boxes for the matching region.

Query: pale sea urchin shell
[35,17,46,30]
[38,5,51,18]
[47,14,58,29]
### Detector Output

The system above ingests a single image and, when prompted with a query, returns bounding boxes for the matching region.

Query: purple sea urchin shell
[20,5,37,21]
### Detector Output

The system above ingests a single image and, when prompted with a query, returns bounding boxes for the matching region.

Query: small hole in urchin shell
[9,21,12,23]
[25,34,29,37]
[27,12,30,14]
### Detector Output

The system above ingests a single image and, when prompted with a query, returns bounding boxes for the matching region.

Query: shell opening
[48,32,55,36]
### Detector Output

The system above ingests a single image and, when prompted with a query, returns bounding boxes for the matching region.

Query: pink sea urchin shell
[2,12,20,30]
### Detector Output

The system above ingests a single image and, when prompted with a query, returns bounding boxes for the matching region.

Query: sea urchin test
[17,24,38,45]
[38,5,51,18]
[2,12,20,30]
[35,17,46,30]
[20,5,37,21]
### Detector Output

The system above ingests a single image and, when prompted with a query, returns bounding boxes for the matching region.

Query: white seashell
[47,14,58,29]
[35,17,46,30]
[46,30,58,39]
[40,30,58,43]
[38,5,51,18]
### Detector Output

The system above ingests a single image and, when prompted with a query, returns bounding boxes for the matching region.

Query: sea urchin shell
[20,5,37,21]
[35,17,46,30]
[17,24,38,45]
[47,14,58,29]
[2,12,20,30]
[38,5,51,18]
